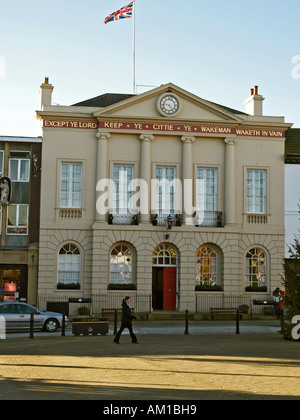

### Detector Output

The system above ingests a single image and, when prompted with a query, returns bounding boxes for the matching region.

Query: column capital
[181,136,195,144]
[224,138,237,146]
[140,134,154,142]
[96,131,111,141]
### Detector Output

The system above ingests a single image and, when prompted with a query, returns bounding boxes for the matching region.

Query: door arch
[152,243,178,311]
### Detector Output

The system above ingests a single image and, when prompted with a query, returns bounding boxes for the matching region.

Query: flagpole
[132,0,136,94]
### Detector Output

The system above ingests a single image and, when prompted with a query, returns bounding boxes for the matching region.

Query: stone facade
[36,81,291,313]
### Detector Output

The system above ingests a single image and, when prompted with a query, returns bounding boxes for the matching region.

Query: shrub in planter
[245,286,267,292]
[78,306,90,315]
[195,284,222,292]
[108,283,137,290]
[57,282,80,290]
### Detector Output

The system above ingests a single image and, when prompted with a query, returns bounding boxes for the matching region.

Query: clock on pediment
[157,93,181,117]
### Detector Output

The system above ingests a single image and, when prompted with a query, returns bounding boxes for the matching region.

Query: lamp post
[165,214,174,240]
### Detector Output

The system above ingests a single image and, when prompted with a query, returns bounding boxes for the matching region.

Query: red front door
[163,267,177,311]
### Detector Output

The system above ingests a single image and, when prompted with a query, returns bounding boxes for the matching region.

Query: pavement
[0,320,300,401]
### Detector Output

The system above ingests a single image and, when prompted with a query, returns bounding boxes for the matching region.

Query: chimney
[244,85,265,116]
[39,77,54,109]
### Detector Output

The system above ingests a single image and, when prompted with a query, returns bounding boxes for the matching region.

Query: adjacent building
[0,136,42,305]
[285,128,300,256]
[36,79,292,313]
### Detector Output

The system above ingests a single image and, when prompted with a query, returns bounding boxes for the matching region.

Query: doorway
[152,244,178,311]
[0,265,28,302]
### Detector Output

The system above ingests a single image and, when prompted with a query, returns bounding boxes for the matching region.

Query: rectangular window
[7,204,28,235]
[247,170,267,214]
[196,168,218,211]
[155,166,176,213]
[60,163,82,208]
[9,158,30,182]
[113,164,134,212]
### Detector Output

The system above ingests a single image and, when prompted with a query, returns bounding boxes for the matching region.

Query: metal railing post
[185,310,189,335]
[30,312,34,339]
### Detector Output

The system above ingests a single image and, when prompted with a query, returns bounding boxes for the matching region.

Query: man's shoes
[132,341,139,344]
[113,340,119,344]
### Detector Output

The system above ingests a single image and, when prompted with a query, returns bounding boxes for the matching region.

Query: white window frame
[246,169,267,214]
[110,244,133,285]
[196,246,218,286]
[57,243,81,289]
[155,166,177,213]
[60,163,83,209]
[112,164,134,213]
[245,247,267,288]
[196,168,218,211]
[7,204,29,235]
[9,158,30,182]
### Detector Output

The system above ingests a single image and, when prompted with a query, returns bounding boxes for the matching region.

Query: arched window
[110,244,133,284]
[152,243,178,266]
[245,248,267,288]
[57,243,81,290]
[196,246,218,286]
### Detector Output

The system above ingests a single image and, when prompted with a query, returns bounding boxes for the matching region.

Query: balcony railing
[151,211,182,227]
[194,211,223,227]
[108,209,139,225]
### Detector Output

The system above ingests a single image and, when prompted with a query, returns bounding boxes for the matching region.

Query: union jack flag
[104,1,134,24]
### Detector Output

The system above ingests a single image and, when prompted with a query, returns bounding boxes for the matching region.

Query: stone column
[95,131,110,222]
[224,138,236,226]
[181,136,195,225]
[139,134,154,223]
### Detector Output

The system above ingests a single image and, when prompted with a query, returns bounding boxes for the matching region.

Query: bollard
[236,309,240,335]
[184,310,189,335]
[30,312,34,339]
[114,309,118,335]
[61,313,66,337]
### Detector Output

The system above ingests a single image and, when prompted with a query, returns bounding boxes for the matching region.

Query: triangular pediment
[93,83,244,122]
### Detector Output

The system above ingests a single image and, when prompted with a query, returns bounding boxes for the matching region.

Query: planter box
[72,318,109,336]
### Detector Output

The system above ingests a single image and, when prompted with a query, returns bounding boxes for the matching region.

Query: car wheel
[44,318,59,332]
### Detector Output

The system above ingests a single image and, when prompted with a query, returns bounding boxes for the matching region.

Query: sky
[0,0,299,137]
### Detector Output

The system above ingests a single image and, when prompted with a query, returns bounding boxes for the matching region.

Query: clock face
[159,94,180,116]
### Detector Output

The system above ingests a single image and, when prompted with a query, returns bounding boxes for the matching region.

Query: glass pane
[7,205,16,226]
[9,160,18,181]
[18,205,28,226]
[20,160,30,181]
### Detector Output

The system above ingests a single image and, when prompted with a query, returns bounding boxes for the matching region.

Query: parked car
[0,302,69,332]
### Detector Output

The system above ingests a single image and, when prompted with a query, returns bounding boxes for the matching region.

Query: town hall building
[36,79,292,314]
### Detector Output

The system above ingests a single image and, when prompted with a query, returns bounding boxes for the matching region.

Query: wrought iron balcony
[108,209,139,225]
[194,211,223,227]
[151,211,182,227]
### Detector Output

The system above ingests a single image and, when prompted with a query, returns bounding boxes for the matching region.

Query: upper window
[112,164,134,213]
[7,204,28,235]
[155,166,176,213]
[9,158,30,182]
[60,163,82,208]
[196,168,218,212]
[247,170,267,214]
[57,244,81,290]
